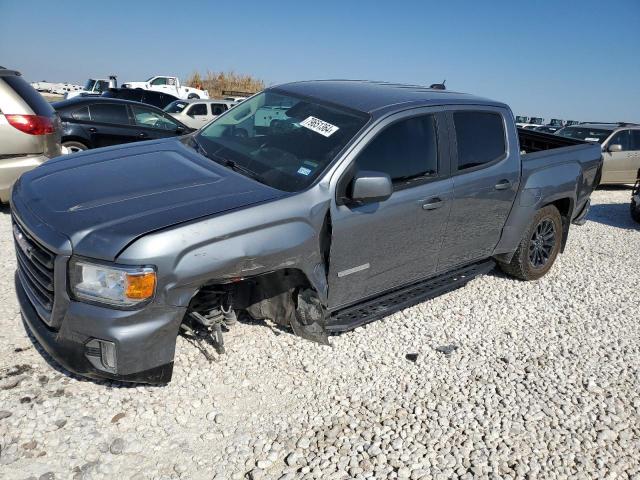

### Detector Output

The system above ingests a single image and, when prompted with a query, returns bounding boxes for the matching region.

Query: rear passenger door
[86,103,137,147]
[437,108,519,271]
[328,110,453,309]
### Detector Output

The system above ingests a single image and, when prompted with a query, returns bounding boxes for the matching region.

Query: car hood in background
[16,138,286,260]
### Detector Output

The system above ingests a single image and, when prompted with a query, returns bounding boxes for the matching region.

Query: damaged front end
[184,269,329,355]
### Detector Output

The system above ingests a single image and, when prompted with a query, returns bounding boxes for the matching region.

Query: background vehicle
[224,96,247,103]
[631,169,640,223]
[53,97,193,152]
[163,98,237,128]
[518,116,545,129]
[102,87,179,109]
[65,78,112,99]
[534,125,562,134]
[0,68,61,202]
[12,80,602,383]
[556,122,640,184]
[122,75,209,100]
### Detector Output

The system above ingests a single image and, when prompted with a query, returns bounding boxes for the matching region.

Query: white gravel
[1,188,639,480]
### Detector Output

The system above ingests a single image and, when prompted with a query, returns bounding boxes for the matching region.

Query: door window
[630,130,640,151]
[211,104,228,115]
[355,114,438,186]
[150,77,167,86]
[188,104,207,116]
[453,111,506,171]
[131,105,179,130]
[88,103,130,125]
[608,130,631,151]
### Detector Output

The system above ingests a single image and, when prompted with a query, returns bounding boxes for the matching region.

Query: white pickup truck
[121,75,209,100]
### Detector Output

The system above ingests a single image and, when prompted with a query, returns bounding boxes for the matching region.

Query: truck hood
[16,138,286,260]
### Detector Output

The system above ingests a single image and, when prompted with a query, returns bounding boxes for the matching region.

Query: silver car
[556,122,640,184]
[0,68,61,202]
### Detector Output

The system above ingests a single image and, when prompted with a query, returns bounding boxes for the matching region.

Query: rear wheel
[498,205,563,280]
[187,93,200,99]
[62,140,88,153]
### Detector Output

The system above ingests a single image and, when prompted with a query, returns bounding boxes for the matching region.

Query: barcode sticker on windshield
[300,116,339,137]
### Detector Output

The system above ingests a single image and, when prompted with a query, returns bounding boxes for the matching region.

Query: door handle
[495,179,511,190]
[422,198,443,210]
[88,127,97,133]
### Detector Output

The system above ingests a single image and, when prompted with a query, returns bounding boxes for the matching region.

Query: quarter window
[88,104,129,124]
[71,106,90,121]
[355,115,438,184]
[211,104,227,115]
[453,111,506,170]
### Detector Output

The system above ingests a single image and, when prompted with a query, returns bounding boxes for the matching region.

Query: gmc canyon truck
[12,80,602,384]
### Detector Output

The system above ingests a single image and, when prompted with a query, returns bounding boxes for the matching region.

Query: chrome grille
[13,220,56,318]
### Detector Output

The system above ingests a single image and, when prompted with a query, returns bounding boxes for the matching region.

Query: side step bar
[327,259,496,332]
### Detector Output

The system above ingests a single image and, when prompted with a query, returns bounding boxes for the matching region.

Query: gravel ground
[1,188,639,480]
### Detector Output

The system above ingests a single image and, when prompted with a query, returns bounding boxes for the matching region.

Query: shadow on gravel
[0,204,10,215]
[586,203,638,230]
[20,316,161,389]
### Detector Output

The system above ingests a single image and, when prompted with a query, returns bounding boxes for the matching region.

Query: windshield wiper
[216,156,264,183]
[190,136,209,157]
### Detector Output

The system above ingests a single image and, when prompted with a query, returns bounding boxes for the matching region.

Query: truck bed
[518,127,585,153]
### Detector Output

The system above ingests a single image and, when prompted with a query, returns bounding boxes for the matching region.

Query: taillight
[5,114,56,135]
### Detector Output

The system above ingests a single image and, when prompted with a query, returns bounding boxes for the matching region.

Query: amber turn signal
[125,272,156,300]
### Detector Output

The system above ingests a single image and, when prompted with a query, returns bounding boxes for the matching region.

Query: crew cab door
[327,110,453,309]
[437,108,519,271]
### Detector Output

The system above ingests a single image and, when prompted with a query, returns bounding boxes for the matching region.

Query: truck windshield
[164,100,188,113]
[556,126,613,143]
[196,91,370,192]
[84,79,96,91]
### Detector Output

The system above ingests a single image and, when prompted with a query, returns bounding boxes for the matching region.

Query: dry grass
[185,71,265,98]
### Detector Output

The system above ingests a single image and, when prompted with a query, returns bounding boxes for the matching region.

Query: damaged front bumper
[17,273,185,384]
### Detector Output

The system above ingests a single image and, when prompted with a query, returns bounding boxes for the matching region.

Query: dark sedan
[53,97,194,153]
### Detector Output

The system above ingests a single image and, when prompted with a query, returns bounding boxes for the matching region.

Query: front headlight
[69,259,156,307]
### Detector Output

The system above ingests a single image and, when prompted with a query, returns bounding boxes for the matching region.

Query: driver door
[327,110,453,309]
[129,104,185,141]
[602,129,635,183]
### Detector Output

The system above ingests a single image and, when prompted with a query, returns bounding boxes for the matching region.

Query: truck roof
[273,80,507,115]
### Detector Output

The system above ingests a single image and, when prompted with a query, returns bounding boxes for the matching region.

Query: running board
[327,260,496,332]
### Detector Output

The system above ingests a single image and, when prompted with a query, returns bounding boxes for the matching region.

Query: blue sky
[1,0,638,122]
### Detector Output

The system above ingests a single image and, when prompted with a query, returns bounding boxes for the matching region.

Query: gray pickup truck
[12,80,602,384]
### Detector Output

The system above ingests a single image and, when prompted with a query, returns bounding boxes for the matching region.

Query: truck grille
[13,220,56,318]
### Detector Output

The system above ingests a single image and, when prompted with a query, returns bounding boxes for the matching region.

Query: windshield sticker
[303,160,318,167]
[297,167,312,176]
[585,137,600,142]
[300,116,340,137]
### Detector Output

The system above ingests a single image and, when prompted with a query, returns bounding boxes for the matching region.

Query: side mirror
[607,144,623,153]
[349,171,393,204]
[176,126,186,134]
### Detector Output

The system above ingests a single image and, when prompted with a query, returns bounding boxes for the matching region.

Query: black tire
[498,205,563,281]
[187,93,200,99]
[62,140,88,153]
[631,198,640,223]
